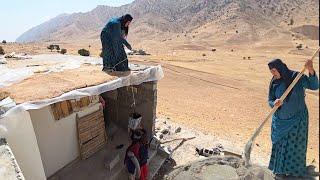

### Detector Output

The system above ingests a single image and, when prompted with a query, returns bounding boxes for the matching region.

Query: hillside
[16,0,319,45]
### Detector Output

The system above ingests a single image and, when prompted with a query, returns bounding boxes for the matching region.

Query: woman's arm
[112,22,132,50]
[301,73,319,90]
[268,85,276,108]
[302,59,319,90]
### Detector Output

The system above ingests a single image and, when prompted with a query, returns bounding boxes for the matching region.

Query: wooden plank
[50,104,59,120]
[78,108,103,120]
[82,134,106,154]
[67,100,73,114]
[60,101,70,118]
[55,102,63,120]
[79,97,90,108]
[76,107,107,160]
[77,117,103,133]
[85,96,91,106]
[70,100,79,112]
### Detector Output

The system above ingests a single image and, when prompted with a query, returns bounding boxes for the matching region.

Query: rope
[104,58,128,72]
[130,86,136,113]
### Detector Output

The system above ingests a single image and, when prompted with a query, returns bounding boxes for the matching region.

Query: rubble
[175,127,181,133]
[4,52,32,60]
[128,49,151,56]
[154,118,276,179]
[164,156,274,180]
[0,59,7,64]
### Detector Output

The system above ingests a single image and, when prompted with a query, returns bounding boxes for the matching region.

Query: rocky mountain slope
[16,0,319,44]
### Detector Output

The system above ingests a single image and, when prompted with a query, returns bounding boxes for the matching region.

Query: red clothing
[140,164,148,180]
[125,142,148,179]
[128,143,140,159]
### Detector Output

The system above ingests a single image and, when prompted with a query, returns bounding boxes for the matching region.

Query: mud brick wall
[102,81,157,139]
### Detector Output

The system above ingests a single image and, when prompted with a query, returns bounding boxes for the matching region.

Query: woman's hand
[127,44,132,50]
[305,59,315,75]
[274,99,282,107]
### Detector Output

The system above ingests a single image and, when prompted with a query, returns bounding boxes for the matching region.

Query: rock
[244,166,274,180]
[201,165,239,180]
[5,52,16,58]
[0,59,7,64]
[161,129,170,135]
[175,127,182,133]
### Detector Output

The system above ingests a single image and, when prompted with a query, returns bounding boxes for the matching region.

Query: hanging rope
[103,58,128,72]
[130,86,136,113]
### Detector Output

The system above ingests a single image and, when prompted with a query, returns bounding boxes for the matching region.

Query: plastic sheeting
[0,54,103,87]
[0,63,164,119]
[0,66,34,88]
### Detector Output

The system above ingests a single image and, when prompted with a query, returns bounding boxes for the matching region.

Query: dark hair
[130,130,142,143]
[119,14,133,36]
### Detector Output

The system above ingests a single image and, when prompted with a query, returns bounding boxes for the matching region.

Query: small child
[124,130,149,180]
[125,131,142,180]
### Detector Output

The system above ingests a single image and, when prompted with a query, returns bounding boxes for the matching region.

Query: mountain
[16,0,319,43]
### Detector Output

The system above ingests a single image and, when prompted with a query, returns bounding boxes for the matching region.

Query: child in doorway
[124,130,149,180]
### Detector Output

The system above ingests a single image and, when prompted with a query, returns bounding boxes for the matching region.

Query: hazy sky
[0,0,135,42]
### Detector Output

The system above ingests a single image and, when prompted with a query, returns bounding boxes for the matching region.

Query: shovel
[243,47,320,166]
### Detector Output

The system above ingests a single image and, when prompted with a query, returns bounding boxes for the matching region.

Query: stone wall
[102,81,157,139]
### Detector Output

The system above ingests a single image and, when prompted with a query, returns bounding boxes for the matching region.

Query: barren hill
[16,0,319,45]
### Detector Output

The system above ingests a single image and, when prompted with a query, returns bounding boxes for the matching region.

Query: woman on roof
[267,59,318,178]
[100,14,133,71]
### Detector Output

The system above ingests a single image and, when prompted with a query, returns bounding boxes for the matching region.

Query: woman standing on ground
[267,59,319,178]
[100,14,133,71]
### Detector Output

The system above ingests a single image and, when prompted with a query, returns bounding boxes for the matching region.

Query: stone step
[148,153,167,179]
[105,160,125,180]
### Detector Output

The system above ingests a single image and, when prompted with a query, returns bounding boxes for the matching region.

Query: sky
[0,0,135,42]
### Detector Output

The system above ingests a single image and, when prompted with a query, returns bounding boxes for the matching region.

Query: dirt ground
[128,40,320,170]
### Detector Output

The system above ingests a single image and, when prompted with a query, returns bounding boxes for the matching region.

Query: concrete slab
[48,128,129,180]
[200,165,239,180]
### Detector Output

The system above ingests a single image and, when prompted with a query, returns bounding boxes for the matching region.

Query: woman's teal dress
[268,73,319,177]
[100,18,131,71]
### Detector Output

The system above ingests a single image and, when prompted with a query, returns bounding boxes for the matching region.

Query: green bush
[0,46,4,55]
[60,49,67,55]
[47,44,55,52]
[47,44,60,52]
[78,49,90,56]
